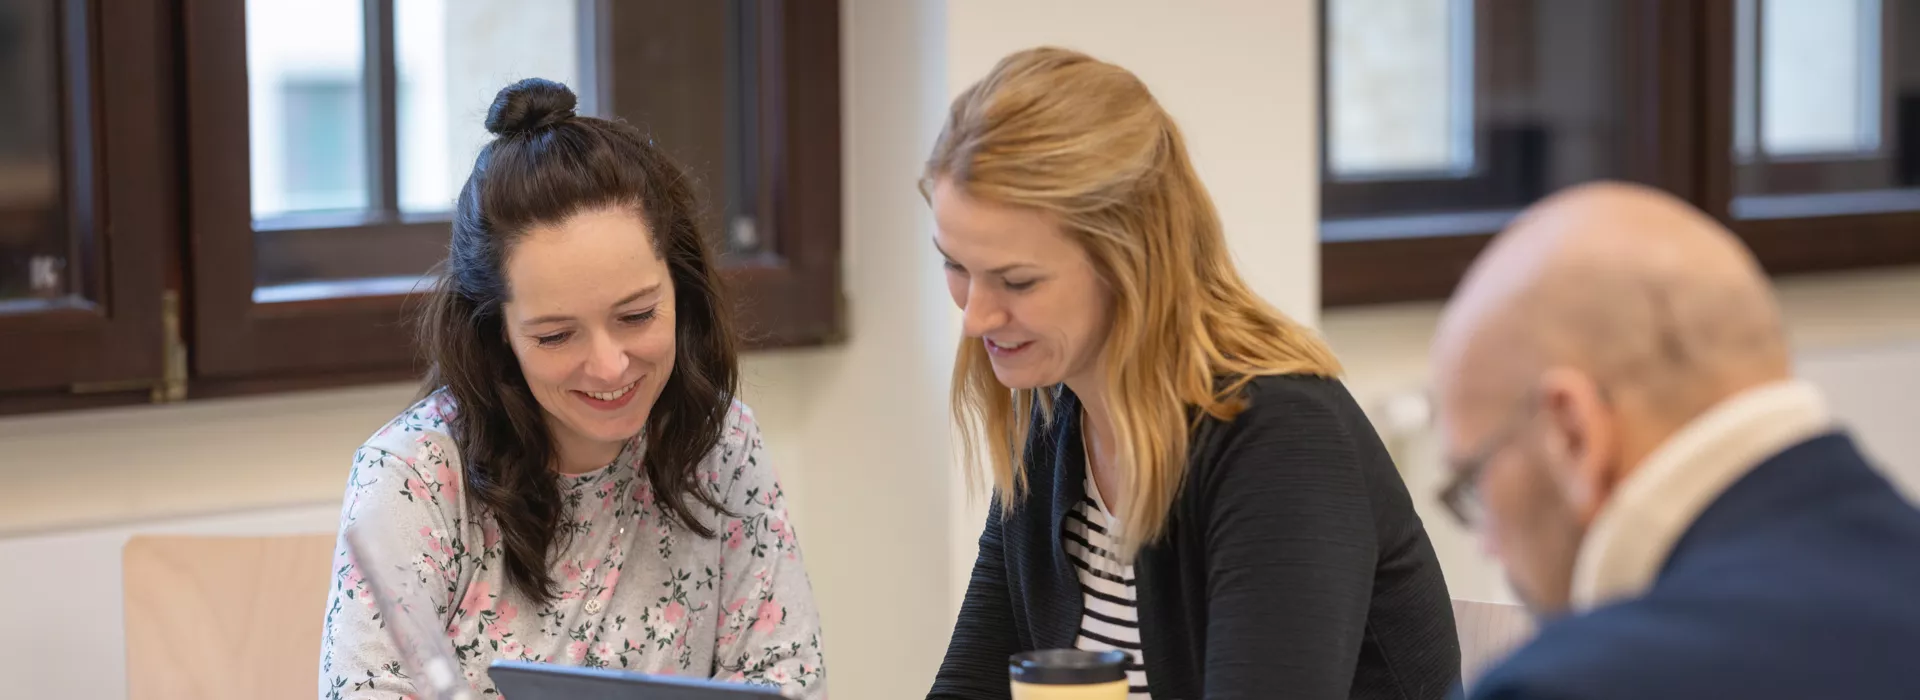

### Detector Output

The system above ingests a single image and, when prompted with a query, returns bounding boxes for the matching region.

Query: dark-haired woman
[318,78,825,699]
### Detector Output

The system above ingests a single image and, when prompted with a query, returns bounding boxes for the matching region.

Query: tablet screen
[487,660,790,699]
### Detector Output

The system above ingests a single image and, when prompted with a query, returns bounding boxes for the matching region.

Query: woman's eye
[942,260,966,274]
[621,309,658,324]
[1004,279,1036,292]
[534,331,572,347]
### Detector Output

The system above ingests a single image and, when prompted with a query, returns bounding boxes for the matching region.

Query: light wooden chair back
[1454,597,1536,690]
[123,533,337,700]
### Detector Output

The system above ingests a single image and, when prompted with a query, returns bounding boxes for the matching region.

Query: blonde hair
[924,47,1344,559]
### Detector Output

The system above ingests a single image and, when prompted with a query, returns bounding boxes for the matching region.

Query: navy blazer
[1469,432,1920,699]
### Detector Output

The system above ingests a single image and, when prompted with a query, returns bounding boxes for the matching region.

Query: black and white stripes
[1066,475,1150,698]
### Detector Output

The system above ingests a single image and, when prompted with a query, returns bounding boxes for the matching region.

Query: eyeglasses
[1436,390,1540,529]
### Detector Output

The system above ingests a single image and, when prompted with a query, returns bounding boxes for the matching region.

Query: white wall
[938,0,1323,607]
[943,1,1322,322]
[1325,265,1920,605]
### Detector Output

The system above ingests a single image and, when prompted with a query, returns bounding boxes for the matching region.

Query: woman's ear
[1534,367,1618,527]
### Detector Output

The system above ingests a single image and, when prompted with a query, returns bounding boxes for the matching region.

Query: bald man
[1431,181,1920,699]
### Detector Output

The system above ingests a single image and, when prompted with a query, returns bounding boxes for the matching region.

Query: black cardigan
[928,375,1460,699]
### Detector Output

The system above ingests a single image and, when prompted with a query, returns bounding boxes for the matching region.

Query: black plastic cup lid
[1008,649,1131,685]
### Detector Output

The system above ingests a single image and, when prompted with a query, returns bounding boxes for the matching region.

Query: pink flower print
[435,462,457,492]
[630,482,654,507]
[345,566,373,608]
[769,667,791,684]
[729,672,747,683]
[594,642,615,660]
[725,520,745,550]
[753,601,782,633]
[405,478,431,503]
[457,581,491,618]
[769,518,796,552]
[566,641,588,662]
[501,641,524,659]
[419,527,452,557]
[482,522,501,550]
[718,632,738,648]
[599,564,622,591]
[663,601,686,624]
[726,598,746,616]
[485,599,519,640]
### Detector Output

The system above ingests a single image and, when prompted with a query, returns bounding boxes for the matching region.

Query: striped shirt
[1066,473,1150,698]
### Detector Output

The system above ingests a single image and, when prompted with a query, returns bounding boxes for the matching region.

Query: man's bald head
[1429,182,1794,615]
[1434,181,1791,423]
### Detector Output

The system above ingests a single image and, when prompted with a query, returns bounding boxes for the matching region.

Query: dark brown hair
[417,78,740,605]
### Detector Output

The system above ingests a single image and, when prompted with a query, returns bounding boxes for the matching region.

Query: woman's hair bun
[485,78,578,136]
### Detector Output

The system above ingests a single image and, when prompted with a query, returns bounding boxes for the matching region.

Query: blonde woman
[923,48,1459,699]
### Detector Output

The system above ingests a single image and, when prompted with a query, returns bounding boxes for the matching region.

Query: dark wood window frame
[0,0,173,412]
[599,0,844,352]
[1731,0,1905,199]
[0,0,841,415]
[1321,0,1920,308]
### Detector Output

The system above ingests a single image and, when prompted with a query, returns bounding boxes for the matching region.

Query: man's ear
[1534,367,1617,527]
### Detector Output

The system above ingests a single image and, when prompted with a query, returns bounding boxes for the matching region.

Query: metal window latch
[153,289,189,403]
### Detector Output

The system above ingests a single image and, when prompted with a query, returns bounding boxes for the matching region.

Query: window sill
[1322,264,1920,414]
[0,382,421,537]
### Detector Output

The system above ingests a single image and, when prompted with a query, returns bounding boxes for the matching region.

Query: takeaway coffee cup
[1008,649,1131,700]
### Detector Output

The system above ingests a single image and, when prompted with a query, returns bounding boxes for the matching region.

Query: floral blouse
[319,394,826,699]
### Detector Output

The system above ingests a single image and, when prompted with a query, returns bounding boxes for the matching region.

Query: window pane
[1327,0,1474,178]
[0,0,72,306]
[1761,0,1878,156]
[1321,0,1634,235]
[246,0,368,220]
[395,0,583,215]
[1731,0,1917,214]
[719,0,762,258]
